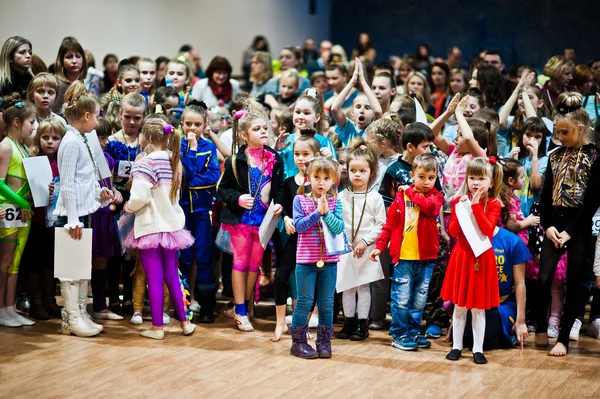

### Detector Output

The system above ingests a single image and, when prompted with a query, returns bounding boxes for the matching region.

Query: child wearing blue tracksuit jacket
[179,101,221,323]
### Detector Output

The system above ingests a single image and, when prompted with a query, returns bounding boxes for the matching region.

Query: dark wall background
[331,0,600,70]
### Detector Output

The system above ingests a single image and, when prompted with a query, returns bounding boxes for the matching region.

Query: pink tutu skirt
[123,228,194,250]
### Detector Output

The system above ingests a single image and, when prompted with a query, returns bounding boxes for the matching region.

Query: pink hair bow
[234,110,248,119]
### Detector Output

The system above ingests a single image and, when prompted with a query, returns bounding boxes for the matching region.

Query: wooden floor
[2,302,600,399]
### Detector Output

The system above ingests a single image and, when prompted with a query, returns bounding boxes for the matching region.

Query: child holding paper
[440,157,503,364]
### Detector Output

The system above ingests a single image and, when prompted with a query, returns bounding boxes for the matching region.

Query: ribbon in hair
[488,156,497,165]
[155,104,164,114]
[234,110,248,119]
[307,88,317,98]
[188,99,208,110]
[177,56,187,63]
[556,103,582,115]
[163,124,175,135]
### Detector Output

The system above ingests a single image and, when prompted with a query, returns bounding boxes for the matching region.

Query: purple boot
[316,325,334,358]
[290,325,318,359]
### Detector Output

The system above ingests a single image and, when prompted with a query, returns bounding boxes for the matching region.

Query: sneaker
[130,312,143,325]
[285,315,293,325]
[569,319,582,341]
[588,318,600,339]
[425,325,442,338]
[527,324,536,333]
[391,336,418,351]
[234,313,254,332]
[163,313,171,325]
[308,314,319,328]
[547,324,559,338]
[414,335,432,348]
[189,300,201,313]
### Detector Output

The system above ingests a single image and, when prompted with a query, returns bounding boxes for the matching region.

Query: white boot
[60,280,101,337]
[78,280,103,332]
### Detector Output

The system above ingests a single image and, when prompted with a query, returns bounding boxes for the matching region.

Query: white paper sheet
[22,156,52,207]
[84,131,111,179]
[258,200,279,248]
[54,228,93,280]
[455,199,491,257]
[336,245,384,292]
[414,96,428,124]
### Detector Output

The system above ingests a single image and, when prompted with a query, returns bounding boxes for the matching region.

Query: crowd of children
[1,34,600,364]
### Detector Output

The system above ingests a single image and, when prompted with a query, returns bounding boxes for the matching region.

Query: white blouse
[53,127,108,229]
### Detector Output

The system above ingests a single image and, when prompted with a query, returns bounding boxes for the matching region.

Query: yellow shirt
[399,193,420,260]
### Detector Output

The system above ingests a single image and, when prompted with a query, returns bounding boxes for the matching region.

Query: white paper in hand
[84,131,111,179]
[23,156,52,207]
[336,247,384,292]
[259,200,279,248]
[455,199,491,257]
[54,228,93,280]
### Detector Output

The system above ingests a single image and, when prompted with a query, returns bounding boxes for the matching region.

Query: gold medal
[474,262,480,271]
[316,260,325,268]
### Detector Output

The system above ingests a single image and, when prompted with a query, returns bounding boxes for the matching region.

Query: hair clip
[15,101,23,109]
[155,104,164,114]
[177,55,187,63]
[485,121,491,130]
[234,110,248,119]
[163,124,174,135]
[218,100,225,107]
[488,156,497,165]
[535,83,543,90]
[359,145,367,150]
[307,88,317,98]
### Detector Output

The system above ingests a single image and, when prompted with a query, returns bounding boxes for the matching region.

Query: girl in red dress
[441,157,503,364]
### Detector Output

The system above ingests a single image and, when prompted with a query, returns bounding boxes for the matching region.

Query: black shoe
[198,313,216,324]
[368,319,384,330]
[350,319,369,341]
[122,303,134,316]
[473,352,487,364]
[109,302,123,316]
[446,349,462,361]
[337,316,357,339]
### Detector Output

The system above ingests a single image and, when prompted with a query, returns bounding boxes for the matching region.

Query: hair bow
[163,124,175,135]
[307,88,317,98]
[155,104,164,114]
[488,156,497,164]
[15,101,23,109]
[234,110,248,119]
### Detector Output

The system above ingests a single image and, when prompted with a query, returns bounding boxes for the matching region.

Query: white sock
[471,308,486,354]
[342,288,357,317]
[452,306,468,351]
[0,306,10,318]
[356,284,371,319]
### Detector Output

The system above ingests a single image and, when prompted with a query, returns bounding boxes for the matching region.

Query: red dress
[440,196,501,310]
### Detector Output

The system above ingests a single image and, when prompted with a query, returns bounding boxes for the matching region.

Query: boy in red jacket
[370,153,444,351]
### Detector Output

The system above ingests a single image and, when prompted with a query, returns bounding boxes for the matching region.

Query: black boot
[337,316,357,339]
[350,318,369,341]
[197,284,216,323]
[41,270,62,318]
[28,272,49,320]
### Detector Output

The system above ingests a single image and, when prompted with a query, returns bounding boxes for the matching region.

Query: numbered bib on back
[0,204,28,228]
[117,161,133,178]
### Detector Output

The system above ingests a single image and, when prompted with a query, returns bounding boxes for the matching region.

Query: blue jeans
[390,260,434,339]
[291,262,337,328]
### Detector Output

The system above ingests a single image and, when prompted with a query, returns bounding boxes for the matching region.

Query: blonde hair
[31,119,66,156]
[348,137,379,186]
[296,88,325,133]
[251,51,272,83]
[554,92,590,142]
[543,56,574,80]
[0,36,33,89]
[122,92,147,113]
[167,58,192,88]
[403,71,431,108]
[365,118,403,152]
[280,68,301,90]
[298,156,340,196]
[141,118,181,204]
[26,72,59,103]
[412,153,438,174]
[231,97,268,153]
[62,80,98,123]
[458,157,503,200]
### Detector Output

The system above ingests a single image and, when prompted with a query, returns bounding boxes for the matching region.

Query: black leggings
[536,232,592,347]
[274,234,297,306]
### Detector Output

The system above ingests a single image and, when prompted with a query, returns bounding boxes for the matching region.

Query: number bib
[0,204,28,228]
[117,161,133,178]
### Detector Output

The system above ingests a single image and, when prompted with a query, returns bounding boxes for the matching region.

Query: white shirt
[191,78,241,109]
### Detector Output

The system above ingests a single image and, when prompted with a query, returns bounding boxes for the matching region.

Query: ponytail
[169,131,181,204]
[490,159,503,200]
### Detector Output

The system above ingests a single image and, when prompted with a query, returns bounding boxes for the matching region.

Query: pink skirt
[123,228,194,250]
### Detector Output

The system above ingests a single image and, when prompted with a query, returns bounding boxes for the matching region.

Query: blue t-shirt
[442,124,459,143]
[493,228,532,304]
[334,120,364,147]
[497,116,553,158]
[514,155,548,217]
[280,132,337,179]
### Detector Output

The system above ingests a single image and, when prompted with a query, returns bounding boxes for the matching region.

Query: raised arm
[432,94,460,155]
[331,63,359,129]
[356,58,382,119]
[456,95,486,158]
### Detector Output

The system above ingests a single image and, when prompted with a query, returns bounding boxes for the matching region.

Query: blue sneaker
[425,324,442,338]
[391,336,418,351]
[414,335,432,348]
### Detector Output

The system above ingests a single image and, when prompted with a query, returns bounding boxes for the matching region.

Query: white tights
[342,284,371,319]
[452,306,486,353]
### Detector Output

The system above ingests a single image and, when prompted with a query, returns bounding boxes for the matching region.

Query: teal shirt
[280,132,337,179]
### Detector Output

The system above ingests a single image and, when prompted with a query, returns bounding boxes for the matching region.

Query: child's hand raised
[350,59,360,85]
[274,132,291,151]
[320,147,333,158]
[369,249,381,262]
[509,147,520,160]
[446,93,461,114]
[318,194,328,215]
[455,95,469,117]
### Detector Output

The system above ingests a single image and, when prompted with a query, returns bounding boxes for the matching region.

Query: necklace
[248,148,265,205]
[351,188,368,245]
[310,194,325,268]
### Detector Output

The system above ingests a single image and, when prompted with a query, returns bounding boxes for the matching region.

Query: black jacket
[217,145,284,225]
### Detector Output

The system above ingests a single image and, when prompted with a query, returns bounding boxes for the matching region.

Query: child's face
[463,97,481,118]
[63,50,83,77]
[408,140,433,156]
[313,76,329,93]
[105,57,118,74]
[121,104,144,135]
[167,63,188,91]
[182,111,206,137]
[353,96,374,130]
[279,77,298,100]
[430,66,447,87]
[348,157,371,190]
[270,112,281,133]
[399,66,412,80]
[293,99,320,130]
[326,69,344,92]
[138,62,156,91]
[555,119,583,148]
[338,152,349,182]
[309,170,334,197]
[242,118,268,148]
[293,141,316,172]
[156,61,168,83]
[407,76,425,94]
[33,85,57,113]
[450,73,466,94]
[120,70,141,95]
[40,130,63,156]
[98,134,109,151]
[510,167,525,191]
[82,104,100,134]
[469,69,479,89]
[454,129,469,153]
[410,166,437,193]
[372,76,395,106]
[517,88,542,113]
[161,96,180,123]
[523,130,543,152]
[17,115,36,139]
[467,173,492,196]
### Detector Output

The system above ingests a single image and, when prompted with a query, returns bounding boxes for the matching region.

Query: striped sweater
[293,194,344,264]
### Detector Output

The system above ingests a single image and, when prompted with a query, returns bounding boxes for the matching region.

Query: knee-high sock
[471,308,486,353]
[342,288,357,317]
[452,306,468,351]
[356,284,371,319]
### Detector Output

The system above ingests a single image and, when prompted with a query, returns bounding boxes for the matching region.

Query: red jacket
[375,186,444,263]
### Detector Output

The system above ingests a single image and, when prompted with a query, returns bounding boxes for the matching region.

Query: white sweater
[126,151,186,238]
[190,78,240,108]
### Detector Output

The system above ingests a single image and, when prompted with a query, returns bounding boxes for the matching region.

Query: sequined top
[240,147,276,226]
[549,144,599,208]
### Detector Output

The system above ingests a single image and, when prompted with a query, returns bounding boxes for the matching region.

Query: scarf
[208,78,232,103]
